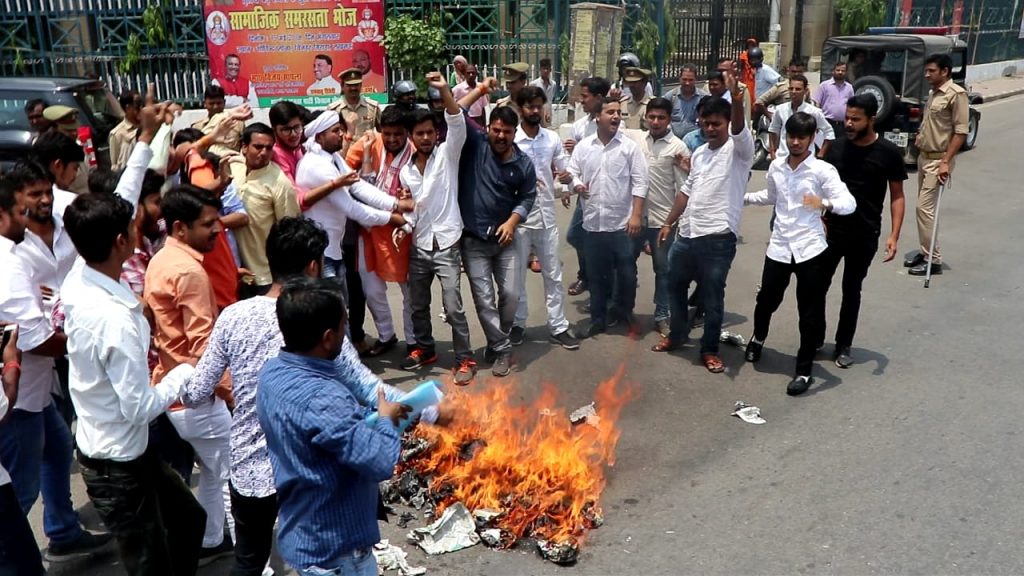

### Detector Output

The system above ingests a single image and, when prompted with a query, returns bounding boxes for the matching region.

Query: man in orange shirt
[144,186,234,564]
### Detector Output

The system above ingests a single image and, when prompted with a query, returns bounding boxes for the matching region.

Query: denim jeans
[565,200,588,283]
[667,232,737,354]
[462,235,519,353]
[0,483,44,575]
[633,227,674,321]
[407,244,473,361]
[583,230,637,327]
[298,549,376,576]
[0,402,82,545]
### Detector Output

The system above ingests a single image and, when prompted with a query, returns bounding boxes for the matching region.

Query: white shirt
[568,130,649,233]
[515,126,567,230]
[212,79,260,109]
[571,115,597,143]
[769,101,835,159]
[295,143,396,260]
[642,130,689,228]
[401,111,467,251]
[306,76,342,96]
[745,155,856,263]
[679,126,755,238]
[63,264,194,461]
[529,76,557,104]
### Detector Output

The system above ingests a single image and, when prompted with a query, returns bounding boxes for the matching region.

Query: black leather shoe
[744,338,763,362]
[584,323,606,339]
[904,253,925,268]
[833,346,853,369]
[908,261,942,276]
[787,375,813,396]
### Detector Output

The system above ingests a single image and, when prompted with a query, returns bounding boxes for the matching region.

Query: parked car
[0,77,123,170]
[820,29,982,165]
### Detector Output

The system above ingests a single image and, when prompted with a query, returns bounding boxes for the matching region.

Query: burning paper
[373,540,426,576]
[407,502,480,555]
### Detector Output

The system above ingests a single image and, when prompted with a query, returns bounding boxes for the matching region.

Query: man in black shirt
[822,94,907,368]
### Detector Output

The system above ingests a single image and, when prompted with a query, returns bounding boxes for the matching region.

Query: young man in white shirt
[511,86,580,350]
[568,97,649,337]
[653,71,752,374]
[62,192,207,575]
[768,74,835,161]
[743,112,856,395]
[397,73,485,384]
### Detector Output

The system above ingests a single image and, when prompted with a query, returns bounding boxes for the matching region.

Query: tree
[382,13,447,90]
[835,0,888,35]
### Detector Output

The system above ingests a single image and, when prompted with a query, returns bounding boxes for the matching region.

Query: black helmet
[747,47,764,62]
[391,80,417,98]
[617,52,640,69]
[427,87,442,101]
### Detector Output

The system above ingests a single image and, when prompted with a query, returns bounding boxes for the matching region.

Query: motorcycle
[752,104,774,170]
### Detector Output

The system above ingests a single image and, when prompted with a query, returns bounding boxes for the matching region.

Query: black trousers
[78,450,206,576]
[343,241,368,343]
[753,252,831,376]
[229,484,279,576]
[148,413,195,485]
[0,483,44,576]
[822,232,878,348]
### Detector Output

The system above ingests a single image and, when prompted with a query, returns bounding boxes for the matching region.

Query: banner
[203,0,387,108]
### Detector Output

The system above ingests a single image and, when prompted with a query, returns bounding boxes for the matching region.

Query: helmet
[427,87,442,101]
[617,52,640,69]
[747,47,764,62]
[391,80,417,98]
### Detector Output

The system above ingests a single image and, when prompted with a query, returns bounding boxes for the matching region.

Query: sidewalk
[970,73,1024,102]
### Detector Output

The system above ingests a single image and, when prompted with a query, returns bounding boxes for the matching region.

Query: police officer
[905,53,969,276]
[620,67,652,130]
[327,67,380,137]
[495,62,530,118]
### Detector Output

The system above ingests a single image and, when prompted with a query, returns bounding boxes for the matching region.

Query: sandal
[651,336,681,352]
[528,253,542,273]
[702,354,725,373]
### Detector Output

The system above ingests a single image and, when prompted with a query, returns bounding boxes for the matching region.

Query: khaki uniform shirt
[327,96,380,137]
[192,112,244,153]
[918,79,969,153]
[108,119,138,171]
[494,96,521,119]
[621,94,652,130]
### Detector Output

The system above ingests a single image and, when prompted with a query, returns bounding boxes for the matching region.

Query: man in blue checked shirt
[256,277,410,576]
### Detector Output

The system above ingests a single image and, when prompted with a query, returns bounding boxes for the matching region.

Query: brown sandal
[702,354,725,373]
[528,254,542,273]
[651,336,681,352]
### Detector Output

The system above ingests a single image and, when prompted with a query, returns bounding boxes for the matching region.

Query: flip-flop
[702,354,725,373]
[651,337,681,352]
[528,256,542,273]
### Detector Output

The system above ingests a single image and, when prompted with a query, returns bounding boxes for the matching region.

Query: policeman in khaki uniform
[327,67,380,138]
[495,62,530,118]
[905,53,969,276]
[620,67,653,130]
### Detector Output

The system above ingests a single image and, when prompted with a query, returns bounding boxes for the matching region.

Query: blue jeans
[566,200,588,283]
[0,402,82,545]
[633,227,674,321]
[584,230,637,327]
[298,549,377,576]
[667,232,737,354]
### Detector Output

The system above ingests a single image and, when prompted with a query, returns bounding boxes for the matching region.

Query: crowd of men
[0,45,968,575]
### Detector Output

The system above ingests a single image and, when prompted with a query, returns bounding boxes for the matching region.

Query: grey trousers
[462,235,519,354]
[407,243,473,361]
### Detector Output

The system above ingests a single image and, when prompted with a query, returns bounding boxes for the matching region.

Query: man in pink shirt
[268,101,304,185]
[453,64,487,126]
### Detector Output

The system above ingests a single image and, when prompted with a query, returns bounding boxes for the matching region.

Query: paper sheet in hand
[365,380,444,432]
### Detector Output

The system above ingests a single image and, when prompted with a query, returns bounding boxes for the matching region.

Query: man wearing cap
[495,62,530,118]
[620,67,653,130]
[328,68,380,139]
[43,105,79,139]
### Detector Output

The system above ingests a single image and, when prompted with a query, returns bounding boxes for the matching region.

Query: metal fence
[666,0,771,78]
[888,0,1024,64]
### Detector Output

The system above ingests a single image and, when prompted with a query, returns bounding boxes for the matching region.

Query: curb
[978,86,1024,103]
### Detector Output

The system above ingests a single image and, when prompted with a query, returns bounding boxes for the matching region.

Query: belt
[919,150,945,160]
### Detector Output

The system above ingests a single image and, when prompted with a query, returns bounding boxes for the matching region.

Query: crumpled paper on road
[732,401,766,424]
[373,539,426,576]
[407,502,480,555]
[719,330,748,348]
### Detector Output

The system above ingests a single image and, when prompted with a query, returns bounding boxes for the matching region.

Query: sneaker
[45,530,114,562]
[787,375,814,396]
[400,348,437,371]
[833,346,854,369]
[453,358,478,385]
[492,352,512,377]
[365,335,399,357]
[198,535,234,567]
[550,330,580,350]
[510,326,526,346]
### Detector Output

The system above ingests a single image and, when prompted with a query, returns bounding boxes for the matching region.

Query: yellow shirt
[918,79,969,153]
[235,163,300,285]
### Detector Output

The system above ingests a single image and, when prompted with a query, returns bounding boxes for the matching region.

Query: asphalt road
[30,94,1024,575]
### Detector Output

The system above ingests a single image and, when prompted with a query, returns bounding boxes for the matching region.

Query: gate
[666,0,771,78]
[888,0,1024,64]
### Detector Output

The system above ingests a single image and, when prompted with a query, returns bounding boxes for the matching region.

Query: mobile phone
[1,324,15,351]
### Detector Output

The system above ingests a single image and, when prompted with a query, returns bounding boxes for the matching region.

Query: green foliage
[559,30,570,75]
[120,2,172,74]
[120,33,142,74]
[382,12,447,81]
[631,0,678,72]
[835,0,887,35]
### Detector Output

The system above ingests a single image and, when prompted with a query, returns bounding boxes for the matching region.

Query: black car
[0,77,124,170]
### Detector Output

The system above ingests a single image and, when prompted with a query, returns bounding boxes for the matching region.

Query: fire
[402,365,635,548]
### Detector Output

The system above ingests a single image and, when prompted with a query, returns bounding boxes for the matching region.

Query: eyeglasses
[279,124,303,135]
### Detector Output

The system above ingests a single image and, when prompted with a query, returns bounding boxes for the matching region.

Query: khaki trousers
[916,157,953,262]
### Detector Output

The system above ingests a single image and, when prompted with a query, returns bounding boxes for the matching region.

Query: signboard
[203,0,387,108]
[567,3,624,104]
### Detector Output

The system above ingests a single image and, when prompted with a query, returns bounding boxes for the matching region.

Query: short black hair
[172,127,204,147]
[699,96,732,120]
[277,276,347,353]
[645,96,673,116]
[314,54,333,67]
[24,98,46,114]
[160,185,223,230]
[785,111,818,138]
[204,84,226,101]
[269,101,302,127]
[515,85,546,108]
[0,176,14,213]
[297,104,315,126]
[717,56,735,65]
[140,169,166,203]
[242,122,275,145]
[788,57,807,69]
[846,93,879,118]
[540,58,552,68]
[64,193,135,263]
[925,53,953,74]
[489,105,519,128]
[379,105,406,129]
[580,76,611,97]
[267,217,329,281]
[226,53,240,62]
[32,131,85,173]
[6,160,51,192]
[788,73,809,88]
[406,108,435,133]
[118,90,141,110]
[88,168,120,195]
[707,70,725,83]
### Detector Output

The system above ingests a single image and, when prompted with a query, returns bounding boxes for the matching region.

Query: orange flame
[403,365,635,545]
